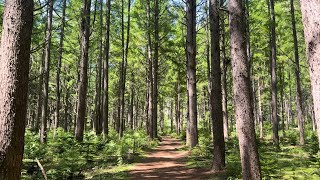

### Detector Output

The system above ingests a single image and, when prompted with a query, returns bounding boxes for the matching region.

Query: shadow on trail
[128,137,218,180]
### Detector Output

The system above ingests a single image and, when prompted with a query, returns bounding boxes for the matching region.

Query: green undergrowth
[22,128,159,179]
[187,127,320,179]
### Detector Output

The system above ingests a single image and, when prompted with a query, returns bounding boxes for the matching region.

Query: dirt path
[128,137,211,179]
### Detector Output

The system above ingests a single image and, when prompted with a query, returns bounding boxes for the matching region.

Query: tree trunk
[0,0,33,178]
[40,0,54,143]
[94,0,103,135]
[55,0,67,136]
[290,0,304,145]
[153,0,159,139]
[75,0,91,142]
[300,0,320,149]
[102,0,111,138]
[209,0,225,170]
[228,0,262,179]
[146,0,154,138]
[268,0,279,147]
[186,0,198,149]
[221,11,229,141]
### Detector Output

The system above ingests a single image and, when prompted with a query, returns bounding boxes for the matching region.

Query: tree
[102,0,111,138]
[186,0,198,148]
[0,0,33,178]
[209,0,225,171]
[40,0,54,143]
[75,0,91,141]
[55,0,67,136]
[300,0,320,149]
[153,0,160,139]
[146,0,154,139]
[269,0,279,147]
[290,0,304,145]
[94,0,103,135]
[228,0,262,179]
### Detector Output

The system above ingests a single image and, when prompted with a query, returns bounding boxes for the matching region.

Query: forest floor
[128,137,213,179]
[85,137,219,179]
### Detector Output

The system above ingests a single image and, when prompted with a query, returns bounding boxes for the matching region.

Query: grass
[186,129,320,180]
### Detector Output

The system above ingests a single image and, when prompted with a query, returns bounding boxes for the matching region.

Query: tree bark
[186,0,198,148]
[300,0,320,149]
[228,0,262,179]
[0,0,33,178]
[221,11,229,141]
[102,0,111,138]
[146,0,154,138]
[290,0,304,145]
[153,0,159,139]
[94,0,103,135]
[268,0,279,147]
[75,0,91,142]
[40,0,54,143]
[55,0,67,136]
[209,0,225,170]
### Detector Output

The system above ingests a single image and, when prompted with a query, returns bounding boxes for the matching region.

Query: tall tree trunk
[228,0,262,179]
[119,0,131,138]
[102,0,111,138]
[186,0,198,149]
[94,0,103,135]
[40,0,54,143]
[35,35,46,133]
[0,0,33,178]
[146,0,154,138]
[209,0,225,170]
[221,11,229,140]
[290,0,304,145]
[269,0,279,147]
[55,0,67,136]
[153,0,159,139]
[75,0,91,142]
[300,0,320,149]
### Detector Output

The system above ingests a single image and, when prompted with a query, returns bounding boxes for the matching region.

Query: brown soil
[128,137,214,179]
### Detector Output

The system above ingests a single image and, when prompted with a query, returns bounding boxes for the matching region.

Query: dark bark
[209,0,225,170]
[269,0,279,147]
[102,0,111,138]
[40,0,54,143]
[0,0,33,178]
[75,0,91,141]
[300,0,320,149]
[94,0,103,135]
[186,0,198,148]
[290,0,304,145]
[153,0,159,139]
[228,0,262,179]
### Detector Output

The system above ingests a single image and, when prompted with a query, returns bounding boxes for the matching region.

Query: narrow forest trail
[128,137,212,179]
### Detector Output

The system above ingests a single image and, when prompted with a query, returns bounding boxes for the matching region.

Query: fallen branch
[36,158,48,180]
